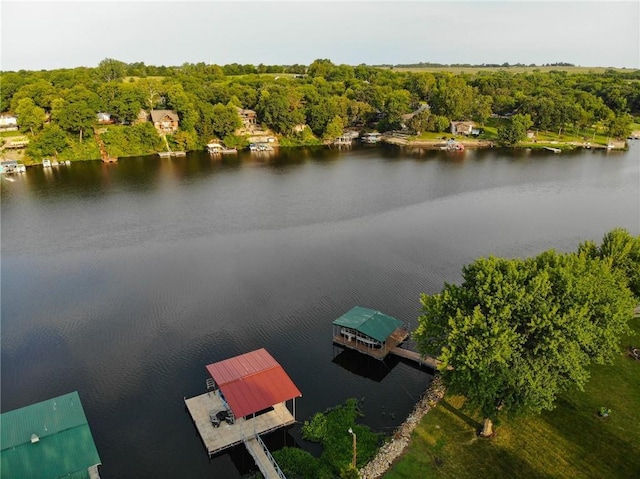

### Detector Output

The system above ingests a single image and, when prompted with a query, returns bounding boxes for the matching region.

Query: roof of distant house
[0,391,101,479]
[150,110,179,123]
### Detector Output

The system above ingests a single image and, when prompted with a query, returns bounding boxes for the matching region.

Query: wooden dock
[244,435,286,479]
[389,346,441,369]
[333,326,409,360]
[184,391,295,457]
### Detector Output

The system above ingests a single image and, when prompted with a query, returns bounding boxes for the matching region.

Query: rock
[359,377,446,478]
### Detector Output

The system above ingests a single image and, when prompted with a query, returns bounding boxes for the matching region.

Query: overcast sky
[1,1,638,71]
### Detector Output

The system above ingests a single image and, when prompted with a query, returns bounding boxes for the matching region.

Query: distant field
[383,66,637,75]
[122,76,165,82]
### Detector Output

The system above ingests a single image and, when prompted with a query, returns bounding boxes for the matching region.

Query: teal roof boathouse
[332,306,409,360]
[1,391,101,479]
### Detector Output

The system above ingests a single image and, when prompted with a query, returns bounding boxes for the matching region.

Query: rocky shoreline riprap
[359,376,447,479]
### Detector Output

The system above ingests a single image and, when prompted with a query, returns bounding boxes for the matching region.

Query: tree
[256,85,305,135]
[51,89,97,143]
[497,113,533,145]
[324,115,344,140]
[580,228,640,299]
[26,125,68,157]
[607,113,633,139]
[15,98,46,135]
[96,58,127,83]
[429,75,474,120]
[210,103,242,139]
[414,248,635,436]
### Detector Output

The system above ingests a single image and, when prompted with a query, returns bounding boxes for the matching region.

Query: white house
[0,114,18,130]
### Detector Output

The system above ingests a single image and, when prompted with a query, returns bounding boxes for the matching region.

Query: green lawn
[384,316,640,479]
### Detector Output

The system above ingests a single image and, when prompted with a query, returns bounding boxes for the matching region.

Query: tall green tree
[580,228,640,298]
[26,125,69,157]
[414,246,635,436]
[256,85,305,135]
[51,88,98,142]
[210,103,242,139]
[96,58,127,83]
[15,98,46,135]
[497,113,533,145]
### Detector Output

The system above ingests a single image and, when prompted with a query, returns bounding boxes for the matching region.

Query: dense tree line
[2,59,638,159]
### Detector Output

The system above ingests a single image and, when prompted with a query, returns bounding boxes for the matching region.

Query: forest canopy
[2,59,639,159]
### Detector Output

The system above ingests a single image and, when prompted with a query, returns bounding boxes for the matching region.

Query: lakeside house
[150,110,180,135]
[96,112,115,125]
[135,109,149,124]
[451,121,476,135]
[234,107,257,129]
[0,114,18,131]
[0,391,102,479]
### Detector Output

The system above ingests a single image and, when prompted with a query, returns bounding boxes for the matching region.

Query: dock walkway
[389,346,441,369]
[244,435,286,479]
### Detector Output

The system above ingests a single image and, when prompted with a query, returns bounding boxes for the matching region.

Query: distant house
[150,110,180,134]
[235,107,257,129]
[135,109,149,124]
[400,104,430,130]
[0,114,18,131]
[96,112,115,124]
[0,391,102,479]
[450,121,475,135]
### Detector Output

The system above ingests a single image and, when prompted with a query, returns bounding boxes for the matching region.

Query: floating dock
[184,391,295,457]
[185,348,300,478]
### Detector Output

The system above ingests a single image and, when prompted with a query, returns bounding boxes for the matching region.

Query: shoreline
[359,376,447,479]
[2,137,630,168]
[381,135,628,151]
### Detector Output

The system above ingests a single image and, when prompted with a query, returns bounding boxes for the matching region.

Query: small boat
[207,142,222,154]
[42,159,51,168]
[606,143,615,150]
[360,132,382,144]
[51,160,59,167]
[220,148,237,154]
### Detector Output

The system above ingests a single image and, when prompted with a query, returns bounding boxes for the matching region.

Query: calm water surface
[1,144,638,478]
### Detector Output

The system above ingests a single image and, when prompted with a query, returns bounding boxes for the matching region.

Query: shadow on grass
[438,399,482,432]
[539,402,640,478]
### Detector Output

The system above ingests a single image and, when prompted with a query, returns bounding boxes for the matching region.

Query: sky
[1,1,638,71]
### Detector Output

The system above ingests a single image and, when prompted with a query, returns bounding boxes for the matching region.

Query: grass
[0,130,23,138]
[384,316,640,479]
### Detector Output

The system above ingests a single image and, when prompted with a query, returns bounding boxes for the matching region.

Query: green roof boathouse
[332,306,410,360]
[0,391,102,479]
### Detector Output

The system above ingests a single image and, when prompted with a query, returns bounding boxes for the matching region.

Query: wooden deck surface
[184,391,295,456]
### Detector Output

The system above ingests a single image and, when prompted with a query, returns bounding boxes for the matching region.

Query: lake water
[1,143,638,478]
